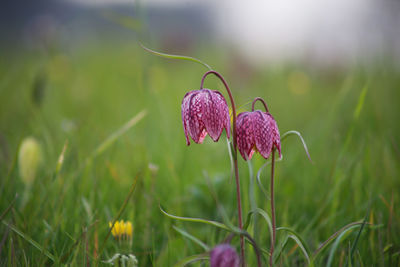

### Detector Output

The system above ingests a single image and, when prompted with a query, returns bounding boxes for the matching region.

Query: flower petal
[236,112,256,160]
[210,244,240,267]
[188,92,207,143]
[181,91,196,145]
[218,91,231,140]
[269,114,281,157]
[202,89,230,142]
[253,111,274,159]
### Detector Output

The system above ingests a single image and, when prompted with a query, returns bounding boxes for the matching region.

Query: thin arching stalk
[251,97,269,112]
[251,97,276,266]
[269,149,276,266]
[200,71,245,267]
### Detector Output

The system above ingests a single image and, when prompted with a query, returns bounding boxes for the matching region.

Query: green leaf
[247,160,259,244]
[226,139,235,180]
[353,85,368,120]
[326,225,360,267]
[243,208,273,245]
[256,162,269,199]
[313,221,364,259]
[349,203,371,264]
[276,227,311,258]
[287,235,311,264]
[2,220,56,263]
[281,130,312,162]
[255,156,283,199]
[173,253,209,267]
[90,110,147,161]
[159,205,230,231]
[0,195,17,221]
[141,44,212,70]
[273,235,290,264]
[172,225,210,251]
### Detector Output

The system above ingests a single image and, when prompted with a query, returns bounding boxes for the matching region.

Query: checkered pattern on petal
[269,114,281,157]
[187,92,206,143]
[181,91,196,145]
[236,110,281,160]
[254,111,274,159]
[236,112,256,160]
[181,89,231,145]
[202,90,231,141]
[210,244,240,267]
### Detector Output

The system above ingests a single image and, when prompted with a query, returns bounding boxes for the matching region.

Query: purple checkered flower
[181,89,230,145]
[236,110,281,160]
[210,244,240,267]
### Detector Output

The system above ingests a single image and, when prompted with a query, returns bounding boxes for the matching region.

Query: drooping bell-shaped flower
[236,110,281,160]
[181,89,230,145]
[210,244,240,267]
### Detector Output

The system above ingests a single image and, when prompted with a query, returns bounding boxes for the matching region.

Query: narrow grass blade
[247,160,259,242]
[274,235,290,264]
[60,220,99,263]
[55,140,68,175]
[2,220,56,263]
[159,205,229,231]
[260,247,271,258]
[173,253,209,267]
[97,173,141,260]
[255,157,283,199]
[277,227,311,260]
[349,201,371,264]
[326,225,361,267]
[287,234,311,264]
[348,242,353,267]
[226,139,234,181]
[0,222,10,256]
[342,84,369,152]
[0,195,17,221]
[313,221,364,259]
[356,250,365,267]
[243,208,273,245]
[172,225,210,251]
[90,110,147,161]
[256,162,269,198]
[353,85,368,120]
[281,130,312,162]
[247,159,256,210]
[141,44,212,70]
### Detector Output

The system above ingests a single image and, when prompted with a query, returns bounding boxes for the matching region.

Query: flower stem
[251,97,269,112]
[200,70,245,267]
[270,149,276,267]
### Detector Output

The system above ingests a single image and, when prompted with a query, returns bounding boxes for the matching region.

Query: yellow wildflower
[125,221,133,238]
[109,220,133,240]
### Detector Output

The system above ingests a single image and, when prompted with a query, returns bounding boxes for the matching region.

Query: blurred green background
[1,0,400,266]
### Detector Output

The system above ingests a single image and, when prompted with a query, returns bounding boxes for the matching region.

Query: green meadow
[0,41,399,266]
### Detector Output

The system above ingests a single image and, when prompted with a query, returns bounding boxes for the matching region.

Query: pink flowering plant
[141,45,344,267]
[181,88,231,145]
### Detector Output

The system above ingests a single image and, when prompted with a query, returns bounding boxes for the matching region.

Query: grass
[0,40,399,266]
